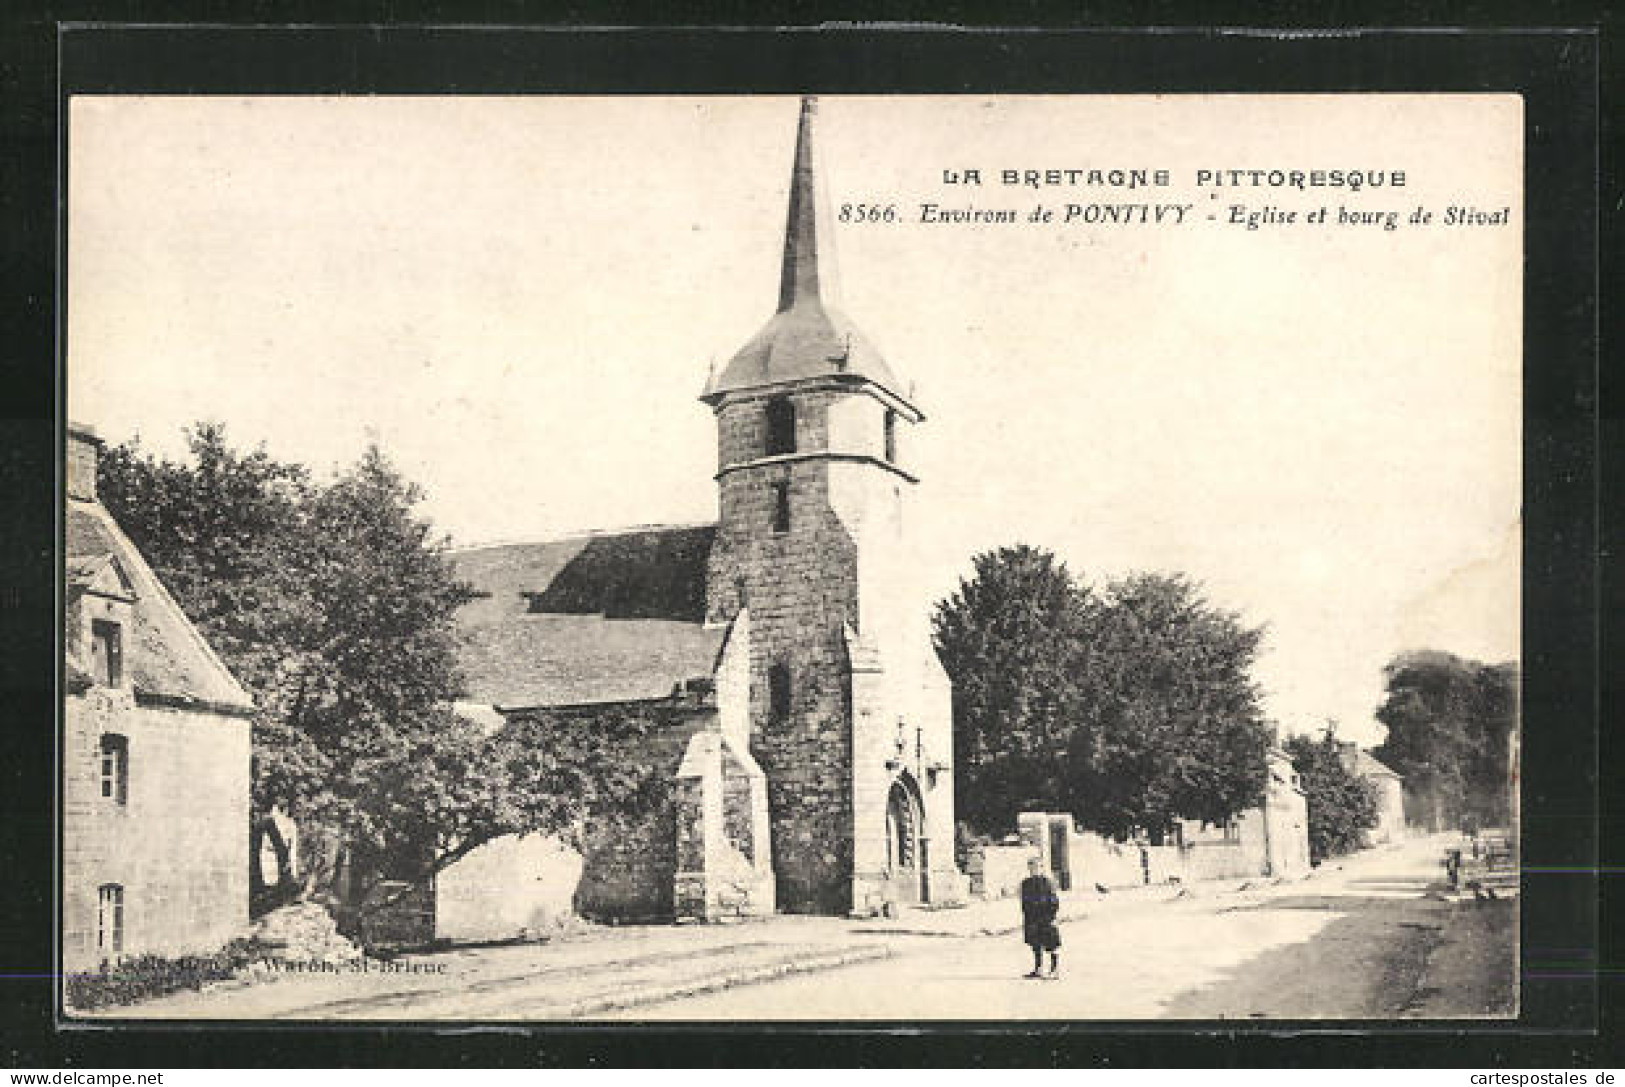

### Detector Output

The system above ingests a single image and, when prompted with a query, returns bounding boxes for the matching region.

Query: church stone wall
[495,705,708,923]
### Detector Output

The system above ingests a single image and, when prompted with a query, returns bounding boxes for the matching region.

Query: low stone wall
[436,833,582,943]
[966,843,1033,899]
[981,811,1281,897]
[1069,832,1146,889]
[1178,841,1258,882]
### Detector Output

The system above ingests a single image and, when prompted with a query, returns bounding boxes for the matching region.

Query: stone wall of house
[1262,776,1312,878]
[1368,776,1407,844]
[63,687,250,972]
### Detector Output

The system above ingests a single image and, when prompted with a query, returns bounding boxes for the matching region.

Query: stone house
[422,96,963,933]
[63,424,254,973]
[1340,742,1407,844]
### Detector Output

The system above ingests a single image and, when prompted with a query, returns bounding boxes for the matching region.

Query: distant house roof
[1347,747,1402,781]
[450,524,725,709]
[1354,750,1402,780]
[66,502,255,715]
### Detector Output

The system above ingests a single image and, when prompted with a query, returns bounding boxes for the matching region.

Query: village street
[613,831,1516,1021]
[103,832,1514,1022]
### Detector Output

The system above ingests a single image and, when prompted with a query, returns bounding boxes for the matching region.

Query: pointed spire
[702,95,913,412]
[777,96,838,312]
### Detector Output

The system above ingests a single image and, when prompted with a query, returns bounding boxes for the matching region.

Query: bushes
[65,938,267,1011]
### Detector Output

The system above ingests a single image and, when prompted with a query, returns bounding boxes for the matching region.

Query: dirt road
[98,834,1513,1022]
[612,833,1516,1021]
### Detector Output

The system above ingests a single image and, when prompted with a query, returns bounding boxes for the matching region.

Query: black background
[0,7,1611,1069]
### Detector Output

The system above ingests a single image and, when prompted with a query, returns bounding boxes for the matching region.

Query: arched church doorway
[885,777,925,904]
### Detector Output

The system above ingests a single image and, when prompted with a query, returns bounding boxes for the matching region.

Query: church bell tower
[702,97,961,915]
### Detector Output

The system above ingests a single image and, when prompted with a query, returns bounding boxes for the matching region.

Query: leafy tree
[1076,573,1271,840]
[1285,728,1379,864]
[1373,650,1518,832]
[932,549,1271,840]
[98,425,648,924]
[930,546,1093,833]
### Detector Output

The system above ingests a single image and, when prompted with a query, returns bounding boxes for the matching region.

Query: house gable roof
[68,553,137,603]
[1351,749,1403,781]
[66,501,255,714]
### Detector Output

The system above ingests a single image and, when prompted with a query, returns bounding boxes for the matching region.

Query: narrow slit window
[768,663,792,720]
[772,481,791,533]
[765,397,796,456]
[99,733,128,806]
[883,409,898,463]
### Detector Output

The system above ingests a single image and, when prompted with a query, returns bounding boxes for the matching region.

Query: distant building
[1173,745,1310,881]
[1340,742,1407,845]
[1259,745,1312,877]
[63,424,254,973]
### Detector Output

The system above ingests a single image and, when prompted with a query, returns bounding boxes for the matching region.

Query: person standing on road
[1020,857,1062,979]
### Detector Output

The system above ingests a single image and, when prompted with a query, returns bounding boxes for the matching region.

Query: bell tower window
[765,397,796,456]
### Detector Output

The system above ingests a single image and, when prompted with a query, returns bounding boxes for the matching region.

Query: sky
[68,95,1522,747]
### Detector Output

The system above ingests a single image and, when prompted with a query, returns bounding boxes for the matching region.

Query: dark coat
[1020,873,1062,950]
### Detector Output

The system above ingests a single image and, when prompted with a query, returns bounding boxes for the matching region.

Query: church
[445,97,965,924]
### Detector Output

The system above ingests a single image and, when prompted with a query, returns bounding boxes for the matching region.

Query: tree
[1074,573,1271,840]
[98,426,645,924]
[1373,650,1518,832]
[932,549,1272,840]
[930,545,1091,832]
[1285,728,1379,864]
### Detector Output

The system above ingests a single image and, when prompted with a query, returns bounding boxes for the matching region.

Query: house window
[97,884,124,961]
[772,481,791,533]
[768,663,792,720]
[90,619,122,688]
[765,397,796,456]
[99,734,128,806]
[883,409,897,463]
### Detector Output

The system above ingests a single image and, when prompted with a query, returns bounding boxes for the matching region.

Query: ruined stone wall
[63,688,250,971]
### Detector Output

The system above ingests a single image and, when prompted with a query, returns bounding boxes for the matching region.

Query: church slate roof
[450,524,725,709]
[66,501,255,715]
